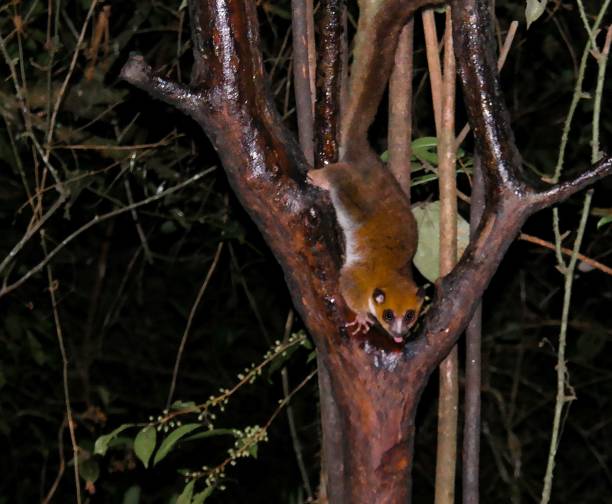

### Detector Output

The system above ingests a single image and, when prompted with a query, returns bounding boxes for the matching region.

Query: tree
[119,0,612,501]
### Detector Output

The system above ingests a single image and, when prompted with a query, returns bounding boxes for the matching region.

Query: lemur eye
[382,309,394,322]
[373,288,385,304]
[404,310,416,322]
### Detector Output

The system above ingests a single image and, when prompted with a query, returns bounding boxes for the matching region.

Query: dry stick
[456,21,518,148]
[435,10,458,504]
[291,0,315,164]
[166,240,224,409]
[42,233,82,504]
[388,20,414,199]
[463,155,484,504]
[281,311,314,500]
[422,8,443,132]
[518,233,612,276]
[305,0,316,115]
[0,192,67,276]
[42,418,68,504]
[124,178,153,263]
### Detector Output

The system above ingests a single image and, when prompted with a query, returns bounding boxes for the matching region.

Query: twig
[41,418,67,504]
[53,140,177,150]
[591,25,612,163]
[0,192,67,276]
[166,240,225,409]
[42,233,82,504]
[519,233,612,276]
[0,168,215,298]
[45,0,98,149]
[124,178,153,263]
[228,243,272,343]
[540,191,592,504]
[281,310,314,500]
[192,368,318,484]
[541,6,611,501]
[552,0,609,183]
[159,335,309,424]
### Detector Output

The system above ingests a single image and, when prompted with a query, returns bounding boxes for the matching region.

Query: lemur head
[368,281,425,343]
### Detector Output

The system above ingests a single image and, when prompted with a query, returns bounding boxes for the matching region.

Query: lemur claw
[346,313,375,335]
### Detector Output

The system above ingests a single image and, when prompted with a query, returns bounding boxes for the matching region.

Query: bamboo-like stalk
[388,20,414,199]
[422,8,443,132]
[435,9,458,504]
[291,0,315,164]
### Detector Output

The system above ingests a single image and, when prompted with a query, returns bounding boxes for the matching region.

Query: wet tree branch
[120,0,612,500]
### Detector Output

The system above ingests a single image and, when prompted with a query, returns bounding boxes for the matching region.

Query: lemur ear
[373,288,385,304]
[417,286,426,299]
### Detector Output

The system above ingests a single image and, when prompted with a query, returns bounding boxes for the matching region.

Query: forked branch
[409,0,612,374]
[120,0,611,500]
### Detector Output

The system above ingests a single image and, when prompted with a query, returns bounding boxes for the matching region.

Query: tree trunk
[120,0,612,501]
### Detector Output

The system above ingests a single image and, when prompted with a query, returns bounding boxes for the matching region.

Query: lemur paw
[346,313,375,335]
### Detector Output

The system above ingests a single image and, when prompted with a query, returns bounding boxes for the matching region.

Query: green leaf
[597,215,612,229]
[192,486,214,504]
[248,443,259,459]
[122,485,141,504]
[79,458,100,483]
[176,480,194,504]
[306,350,317,364]
[95,424,135,456]
[153,424,201,466]
[412,137,439,164]
[411,173,439,187]
[134,426,157,468]
[525,0,547,29]
[412,201,471,282]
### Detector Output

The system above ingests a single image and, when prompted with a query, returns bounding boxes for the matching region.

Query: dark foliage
[0,0,610,502]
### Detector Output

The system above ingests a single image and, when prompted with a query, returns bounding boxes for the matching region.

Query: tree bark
[120,0,612,501]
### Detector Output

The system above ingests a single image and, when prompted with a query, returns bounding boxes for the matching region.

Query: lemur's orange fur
[308,161,423,343]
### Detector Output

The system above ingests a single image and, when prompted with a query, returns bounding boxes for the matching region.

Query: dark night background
[0,1,611,502]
